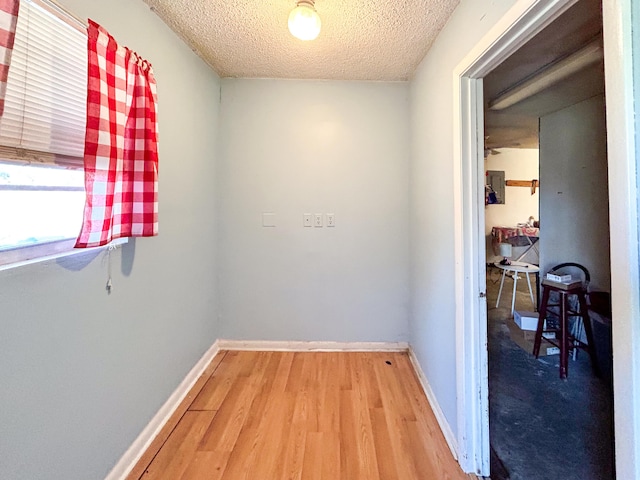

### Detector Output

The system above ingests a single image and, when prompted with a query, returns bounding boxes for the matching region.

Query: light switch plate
[303,213,312,227]
[314,213,323,227]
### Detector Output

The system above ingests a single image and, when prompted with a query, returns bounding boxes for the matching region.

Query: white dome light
[288,0,321,41]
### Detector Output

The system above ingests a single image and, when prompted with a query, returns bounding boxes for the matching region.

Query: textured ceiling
[141,0,459,81]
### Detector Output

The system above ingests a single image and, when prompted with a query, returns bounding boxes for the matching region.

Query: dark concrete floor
[486,265,614,480]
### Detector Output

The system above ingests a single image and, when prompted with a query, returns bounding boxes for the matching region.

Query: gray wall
[0,1,222,479]
[217,79,410,342]
[409,0,519,439]
[539,95,610,291]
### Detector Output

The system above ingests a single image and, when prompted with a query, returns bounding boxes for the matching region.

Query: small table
[494,261,540,315]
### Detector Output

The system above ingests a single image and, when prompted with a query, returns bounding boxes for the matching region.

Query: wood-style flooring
[127,350,476,480]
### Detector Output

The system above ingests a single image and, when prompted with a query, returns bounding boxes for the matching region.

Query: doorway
[452,0,640,477]
[482,2,614,478]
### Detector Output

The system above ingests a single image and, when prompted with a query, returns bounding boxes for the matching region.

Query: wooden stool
[533,281,599,379]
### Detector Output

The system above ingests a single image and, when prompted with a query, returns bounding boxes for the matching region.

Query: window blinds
[0,0,86,166]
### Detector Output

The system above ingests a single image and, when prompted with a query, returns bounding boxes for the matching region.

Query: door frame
[452,0,640,476]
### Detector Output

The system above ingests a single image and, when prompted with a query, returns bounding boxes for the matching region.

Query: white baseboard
[104,340,221,480]
[408,346,459,460]
[216,339,409,352]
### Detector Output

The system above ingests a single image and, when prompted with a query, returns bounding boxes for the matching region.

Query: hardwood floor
[127,350,476,480]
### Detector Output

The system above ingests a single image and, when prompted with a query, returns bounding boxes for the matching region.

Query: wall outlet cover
[326,213,335,227]
[262,213,276,227]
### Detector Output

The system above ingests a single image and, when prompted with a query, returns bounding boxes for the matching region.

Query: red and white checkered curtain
[0,0,19,116]
[76,20,159,248]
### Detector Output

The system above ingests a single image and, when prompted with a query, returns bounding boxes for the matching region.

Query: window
[0,0,88,267]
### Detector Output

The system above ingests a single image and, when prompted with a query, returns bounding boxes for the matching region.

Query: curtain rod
[31,0,87,32]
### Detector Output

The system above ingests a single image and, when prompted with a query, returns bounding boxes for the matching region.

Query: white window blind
[0,0,89,266]
[0,0,86,166]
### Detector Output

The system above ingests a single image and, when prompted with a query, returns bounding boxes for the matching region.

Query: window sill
[0,237,128,272]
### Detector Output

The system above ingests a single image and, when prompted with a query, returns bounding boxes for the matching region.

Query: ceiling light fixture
[489,40,604,111]
[288,0,321,41]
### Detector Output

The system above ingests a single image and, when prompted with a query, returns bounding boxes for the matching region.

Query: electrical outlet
[326,213,335,227]
[314,213,323,227]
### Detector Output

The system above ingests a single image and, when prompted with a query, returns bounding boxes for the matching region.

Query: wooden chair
[533,263,599,379]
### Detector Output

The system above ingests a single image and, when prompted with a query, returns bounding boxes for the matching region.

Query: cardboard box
[542,278,582,290]
[514,310,539,331]
[507,319,559,356]
[546,273,572,283]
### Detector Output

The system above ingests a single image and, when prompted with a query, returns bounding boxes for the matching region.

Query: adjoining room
[483,1,614,478]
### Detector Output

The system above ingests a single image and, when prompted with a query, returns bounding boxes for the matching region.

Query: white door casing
[448,0,640,475]
[454,0,640,476]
